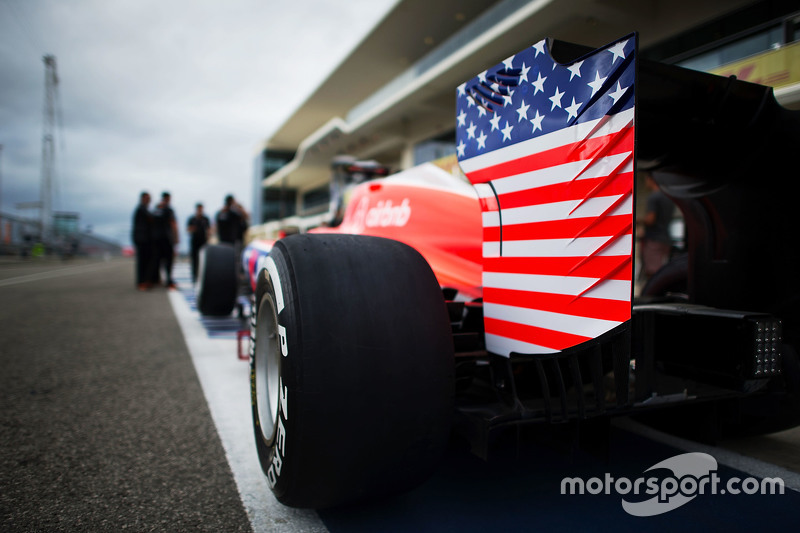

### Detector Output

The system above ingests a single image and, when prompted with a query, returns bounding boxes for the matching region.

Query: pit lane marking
[0,261,118,288]
[167,263,327,533]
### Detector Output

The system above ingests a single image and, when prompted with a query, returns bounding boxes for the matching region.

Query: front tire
[250,234,454,508]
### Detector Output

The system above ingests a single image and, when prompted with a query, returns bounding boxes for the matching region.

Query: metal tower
[0,143,4,213]
[40,55,58,243]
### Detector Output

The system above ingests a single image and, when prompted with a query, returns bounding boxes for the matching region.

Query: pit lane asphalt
[5,257,800,532]
[0,257,251,532]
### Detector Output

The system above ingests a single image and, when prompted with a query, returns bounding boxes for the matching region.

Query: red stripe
[572,121,634,175]
[568,223,633,285]
[572,190,632,238]
[497,171,632,210]
[483,226,501,242]
[465,126,633,184]
[498,214,632,241]
[483,256,632,279]
[484,317,592,352]
[484,287,631,322]
[248,251,259,292]
[570,153,633,214]
[479,195,499,212]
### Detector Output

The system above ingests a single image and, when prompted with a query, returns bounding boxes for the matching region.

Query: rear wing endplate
[456,34,637,357]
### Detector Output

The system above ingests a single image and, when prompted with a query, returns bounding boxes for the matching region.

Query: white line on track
[0,260,119,287]
[167,266,326,533]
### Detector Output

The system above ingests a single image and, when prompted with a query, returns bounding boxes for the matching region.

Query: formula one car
[214,34,800,509]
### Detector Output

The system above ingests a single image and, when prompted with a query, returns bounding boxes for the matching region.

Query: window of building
[413,131,456,166]
[262,187,296,223]
[255,149,296,224]
[301,185,331,215]
[263,150,295,178]
[642,1,799,67]
[677,26,785,72]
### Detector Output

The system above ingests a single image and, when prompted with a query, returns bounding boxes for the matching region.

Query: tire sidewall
[250,243,298,500]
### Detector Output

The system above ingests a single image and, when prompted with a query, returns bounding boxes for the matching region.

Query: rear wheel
[250,234,454,508]
[196,244,237,316]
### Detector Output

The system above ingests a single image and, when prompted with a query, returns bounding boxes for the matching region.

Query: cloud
[0,0,397,248]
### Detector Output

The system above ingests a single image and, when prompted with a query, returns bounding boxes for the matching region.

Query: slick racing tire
[250,234,454,509]
[196,243,237,316]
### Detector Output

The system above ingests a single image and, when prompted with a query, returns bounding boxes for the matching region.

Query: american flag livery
[456,35,636,357]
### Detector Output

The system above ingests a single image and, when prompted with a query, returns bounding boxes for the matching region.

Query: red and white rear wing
[456,35,636,357]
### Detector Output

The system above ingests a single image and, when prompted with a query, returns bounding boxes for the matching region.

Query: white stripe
[484,333,558,357]
[484,271,631,300]
[482,211,500,227]
[484,302,621,339]
[501,195,631,226]
[491,152,633,196]
[459,108,634,174]
[500,234,632,258]
[483,242,501,258]
[474,183,496,199]
[249,241,274,254]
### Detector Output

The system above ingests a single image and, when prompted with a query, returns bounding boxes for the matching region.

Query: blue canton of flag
[456,35,636,160]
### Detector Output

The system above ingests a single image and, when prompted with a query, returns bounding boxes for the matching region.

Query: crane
[40,54,58,244]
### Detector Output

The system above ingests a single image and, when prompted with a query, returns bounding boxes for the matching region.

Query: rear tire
[196,244,237,316]
[250,234,454,508]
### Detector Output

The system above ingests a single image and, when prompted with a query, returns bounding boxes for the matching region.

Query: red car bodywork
[244,163,484,301]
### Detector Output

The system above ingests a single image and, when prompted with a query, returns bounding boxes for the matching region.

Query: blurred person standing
[215,195,249,286]
[214,194,249,246]
[186,203,210,283]
[152,191,179,289]
[131,191,155,291]
[640,174,676,279]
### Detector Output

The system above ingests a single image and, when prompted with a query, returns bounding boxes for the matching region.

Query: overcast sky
[0,0,397,250]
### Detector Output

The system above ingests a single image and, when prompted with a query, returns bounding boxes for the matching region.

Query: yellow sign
[711,41,800,88]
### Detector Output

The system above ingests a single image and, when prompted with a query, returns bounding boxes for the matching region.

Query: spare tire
[196,243,237,316]
[250,234,454,508]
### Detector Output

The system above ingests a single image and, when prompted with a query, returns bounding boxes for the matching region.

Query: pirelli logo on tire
[265,258,284,312]
[264,256,289,489]
[268,377,288,488]
[266,258,289,358]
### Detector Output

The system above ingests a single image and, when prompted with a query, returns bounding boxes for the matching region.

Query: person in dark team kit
[152,191,179,289]
[131,191,155,291]
[214,194,249,246]
[639,174,676,280]
[215,194,250,286]
[186,203,211,283]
